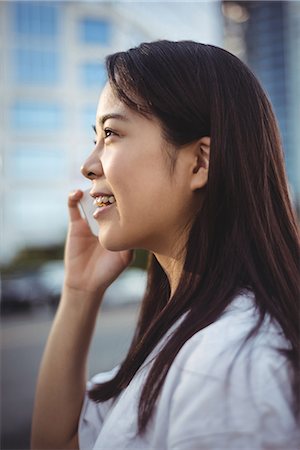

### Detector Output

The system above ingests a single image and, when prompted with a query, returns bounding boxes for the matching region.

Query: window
[7,147,67,180]
[12,102,63,130]
[81,62,106,87]
[13,1,58,38]
[80,18,111,45]
[14,48,59,84]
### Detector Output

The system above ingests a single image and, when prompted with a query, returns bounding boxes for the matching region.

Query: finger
[68,190,83,222]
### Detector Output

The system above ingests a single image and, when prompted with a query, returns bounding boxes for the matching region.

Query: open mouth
[94,195,116,208]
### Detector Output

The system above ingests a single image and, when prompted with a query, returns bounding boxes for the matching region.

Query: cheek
[102,142,171,213]
[103,150,156,190]
[101,152,126,188]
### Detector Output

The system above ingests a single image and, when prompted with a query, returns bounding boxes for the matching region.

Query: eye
[103,128,117,139]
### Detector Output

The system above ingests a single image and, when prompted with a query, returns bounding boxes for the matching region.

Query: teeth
[94,194,116,207]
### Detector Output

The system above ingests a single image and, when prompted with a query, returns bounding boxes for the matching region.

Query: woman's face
[81,83,199,256]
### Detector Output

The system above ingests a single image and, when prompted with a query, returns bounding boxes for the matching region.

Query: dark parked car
[1,271,51,311]
[1,262,147,311]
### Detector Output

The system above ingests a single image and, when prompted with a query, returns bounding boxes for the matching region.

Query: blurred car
[37,261,147,308]
[102,268,147,308]
[37,260,65,305]
[1,271,51,311]
[1,262,147,311]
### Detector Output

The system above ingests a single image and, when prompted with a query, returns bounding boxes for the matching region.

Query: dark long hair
[89,40,300,433]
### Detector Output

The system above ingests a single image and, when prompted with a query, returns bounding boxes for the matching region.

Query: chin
[98,233,134,252]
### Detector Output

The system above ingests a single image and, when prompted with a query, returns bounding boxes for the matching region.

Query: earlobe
[190,136,210,191]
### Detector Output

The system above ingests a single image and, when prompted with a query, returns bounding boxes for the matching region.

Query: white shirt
[78,292,300,449]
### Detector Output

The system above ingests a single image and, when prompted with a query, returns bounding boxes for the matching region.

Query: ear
[190,136,210,191]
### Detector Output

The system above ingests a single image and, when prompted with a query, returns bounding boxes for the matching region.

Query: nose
[80,148,103,180]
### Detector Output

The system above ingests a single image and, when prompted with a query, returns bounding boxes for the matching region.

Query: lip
[90,190,114,198]
[93,202,115,219]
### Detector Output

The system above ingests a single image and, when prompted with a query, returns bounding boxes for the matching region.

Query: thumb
[68,190,83,222]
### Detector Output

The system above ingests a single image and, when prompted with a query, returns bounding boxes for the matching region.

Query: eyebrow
[98,113,130,126]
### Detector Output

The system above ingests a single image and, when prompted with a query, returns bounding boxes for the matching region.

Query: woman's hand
[64,190,133,295]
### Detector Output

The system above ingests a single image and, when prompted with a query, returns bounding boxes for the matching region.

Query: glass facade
[244,2,297,193]
[80,18,111,44]
[245,3,288,145]
[12,102,63,130]
[12,2,60,84]
[82,106,97,131]
[7,147,66,180]
[81,62,106,87]
[14,48,59,84]
[13,1,59,38]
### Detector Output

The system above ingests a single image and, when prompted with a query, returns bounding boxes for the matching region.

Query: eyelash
[104,128,116,139]
[93,125,97,144]
[92,125,117,144]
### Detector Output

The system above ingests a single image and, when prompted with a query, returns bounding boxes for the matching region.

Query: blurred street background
[0,1,299,449]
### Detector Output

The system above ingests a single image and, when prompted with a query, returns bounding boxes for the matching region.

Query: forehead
[96,82,161,130]
[96,82,130,119]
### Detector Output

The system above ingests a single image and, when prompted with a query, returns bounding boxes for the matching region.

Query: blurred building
[0,1,222,264]
[223,1,300,211]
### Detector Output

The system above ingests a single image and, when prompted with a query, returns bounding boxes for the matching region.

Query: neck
[154,252,185,299]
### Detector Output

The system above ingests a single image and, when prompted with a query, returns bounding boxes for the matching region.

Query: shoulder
[173,290,290,381]
[156,292,298,448]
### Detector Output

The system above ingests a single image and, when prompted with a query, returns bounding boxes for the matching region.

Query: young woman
[31,40,300,449]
